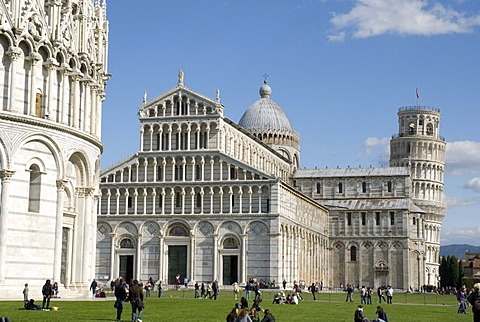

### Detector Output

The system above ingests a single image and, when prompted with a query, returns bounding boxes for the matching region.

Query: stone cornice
[0,112,103,152]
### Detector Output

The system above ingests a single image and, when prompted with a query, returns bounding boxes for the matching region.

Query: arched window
[426,123,433,136]
[350,246,357,261]
[120,238,134,248]
[223,237,239,249]
[168,225,188,236]
[28,164,42,212]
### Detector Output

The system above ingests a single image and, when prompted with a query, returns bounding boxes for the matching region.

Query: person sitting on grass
[354,305,370,322]
[250,308,261,322]
[261,309,275,322]
[372,306,388,322]
[226,307,238,322]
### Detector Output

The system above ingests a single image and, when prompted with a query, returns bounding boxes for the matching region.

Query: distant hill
[440,244,480,259]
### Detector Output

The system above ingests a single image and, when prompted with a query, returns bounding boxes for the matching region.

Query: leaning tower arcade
[390,106,446,287]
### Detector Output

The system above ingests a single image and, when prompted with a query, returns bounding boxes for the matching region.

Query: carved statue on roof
[178,70,184,86]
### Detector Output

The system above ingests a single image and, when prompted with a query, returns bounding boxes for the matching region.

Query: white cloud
[446,196,479,207]
[464,177,480,193]
[359,136,390,165]
[441,226,480,245]
[445,141,480,175]
[328,0,480,41]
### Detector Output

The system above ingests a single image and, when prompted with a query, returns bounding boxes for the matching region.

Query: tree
[449,256,459,288]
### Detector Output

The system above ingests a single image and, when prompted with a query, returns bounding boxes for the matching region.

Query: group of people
[354,305,388,322]
[23,279,61,311]
[226,307,275,322]
[113,277,145,322]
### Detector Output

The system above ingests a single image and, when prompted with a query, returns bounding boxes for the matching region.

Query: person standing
[41,279,52,310]
[194,282,200,298]
[386,286,393,304]
[457,287,467,314]
[157,281,163,298]
[114,277,127,322]
[200,282,206,298]
[467,282,480,322]
[308,283,317,301]
[90,279,97,299]
[22,283,29,303]
[130,279,144,322]
[211,279,219,300]
[282,279,287,290]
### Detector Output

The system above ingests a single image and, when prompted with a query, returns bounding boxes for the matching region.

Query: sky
[101,0,480,246]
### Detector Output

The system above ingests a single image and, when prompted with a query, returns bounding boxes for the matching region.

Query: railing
[391,133,446,141]
[398,106,441,113]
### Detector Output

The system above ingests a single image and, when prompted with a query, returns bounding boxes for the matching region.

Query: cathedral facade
[0,0,109,298]
[97,74,445,291]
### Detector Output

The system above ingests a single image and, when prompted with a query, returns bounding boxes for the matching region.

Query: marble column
[53,179,67,283]
[0,169,15,282]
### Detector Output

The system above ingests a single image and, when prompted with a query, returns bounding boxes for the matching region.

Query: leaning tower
[0,0,109,298]
[390,106,446,287]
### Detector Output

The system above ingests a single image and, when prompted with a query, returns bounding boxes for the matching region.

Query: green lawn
[0,290,472,322]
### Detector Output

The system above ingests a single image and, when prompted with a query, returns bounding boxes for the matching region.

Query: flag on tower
[416,87,419,99]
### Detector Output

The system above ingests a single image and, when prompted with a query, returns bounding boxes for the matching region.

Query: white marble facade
[0,0,109,298]
[97,78,329,287]
[97,73,445,291]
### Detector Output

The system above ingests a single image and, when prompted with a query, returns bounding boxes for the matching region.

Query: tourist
[226,307,238,322]
[144,281,150,297]
[360,286,367,304]
[291,293,299,305]
[237,307,253,322]
[250,308,261,322]
[245,282,252,300]
[233,282,240,300]
[22,283,29,303]
[114,277,127,322]
[467,282,480,322]
[372,306,388,322]
[211,279,219,300]
[346,284,354,302]
[354,305,370,322]
[366,287,373,305]
[261,309,276,322]
[309,283,317,300]
[157,280,163,298]
[206,282,212,298]
[240,296,249,309]
[386,286,393,304]
[41,279,52,310]
[194,281,200,298]
[90,279,97,299]
[282,279,287,290]
[457,287,467,314]
[377,287,385,303]
[130,279,144,322]
[184,277,189,288]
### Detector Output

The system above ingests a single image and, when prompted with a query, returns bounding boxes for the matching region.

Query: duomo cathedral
[0,0,445,298]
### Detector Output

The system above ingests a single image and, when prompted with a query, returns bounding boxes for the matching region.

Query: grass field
[0,290,473,322]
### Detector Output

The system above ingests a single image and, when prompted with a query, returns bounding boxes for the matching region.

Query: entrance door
[168,245,187,285]
[119,255,134,284]
[223,255,238,285]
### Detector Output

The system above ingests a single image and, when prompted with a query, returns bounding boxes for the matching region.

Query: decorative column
[136,234,142,278]
[213,234,218,281]
[133,189,138,215]
[109,233,116,283]
[82,188,94,284]
[7,47,22,112]
[143,188,147,214]
[189,230,195,281]
[0,169,15,282]
[152,189,157,215]
[143,160,148,183]
[140,126,144,151]
[45,59,59,119]
[106,190,111,214]
[53,180,67,283]
[159,231,164,282]
[209,188,214,214]
[115,190,120,214]
[241,234,247,284]
[149,128,153,151]
[29,53,41,116]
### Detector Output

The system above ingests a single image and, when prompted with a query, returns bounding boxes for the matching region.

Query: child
[23,283,29,303]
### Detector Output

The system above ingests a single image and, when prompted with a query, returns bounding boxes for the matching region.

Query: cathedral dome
[239,80,294,134]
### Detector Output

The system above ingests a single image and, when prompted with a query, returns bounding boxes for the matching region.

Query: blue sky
[101,0,480,246]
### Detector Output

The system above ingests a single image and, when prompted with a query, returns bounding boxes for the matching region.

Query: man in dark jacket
[41,279,52,310]
[114,278,127,322]
[130,279,144,322]
[467,282,480,322]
